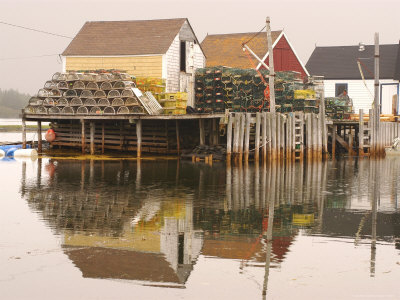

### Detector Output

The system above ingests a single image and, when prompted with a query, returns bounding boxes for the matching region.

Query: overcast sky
[0,0,399,94]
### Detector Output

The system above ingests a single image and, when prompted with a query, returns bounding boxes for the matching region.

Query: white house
[306,43,400,114]
[62,18,206,106]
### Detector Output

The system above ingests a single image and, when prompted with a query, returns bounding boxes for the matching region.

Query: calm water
[0,157,399,300]
[0,118,47,143]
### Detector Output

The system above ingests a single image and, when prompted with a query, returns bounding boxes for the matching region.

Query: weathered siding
[65,56,163,78]
[324,79,398,113]
[165,34,180,92]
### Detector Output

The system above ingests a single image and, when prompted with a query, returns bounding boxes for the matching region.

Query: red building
[201,31,309,78]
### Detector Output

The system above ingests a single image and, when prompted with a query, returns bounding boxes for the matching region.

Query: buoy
[13,149,38,159]
[5,147,19,157]
[45,129,56,142]
[0,149,5,158]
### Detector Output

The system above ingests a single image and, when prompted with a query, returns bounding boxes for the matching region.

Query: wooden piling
[262,112,267,162]
[176,120,180,155]
[22,118,27,149]
[233,114,240,160]
[227,113,233,161]
[199,119,205,146]
[244,113,251,162]
[81,119,85,154]
[239,114,245,161]
[212,118,219,146]
[306,114,312,159]
[37,121,42,153]
[359,109,364,155]
[255,112,261,162]
[136,119,142,158]
[90,122,95,155]
[271,113,277,160]
[276,114,281,159]
[331,125,336,159]
[101,122,105,154]
[286,114,291,160]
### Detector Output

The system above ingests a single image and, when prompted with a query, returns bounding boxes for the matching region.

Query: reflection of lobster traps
[80,90,94,98]
[24,106,35,114]
[64,89,77,98]
[117,106,129,114]
[43,98,56,106]
[121,89,134,98]
[113,81,132,89]
[100,82,112,90]
[108,90,120,98]
[57,98,69,107]
[61,107,74,114]
[94,90,106,98]
[48,107,61,114]
[125,97,139,106]
[129,106,145,114]
[76,106,89,115]
[44,81,57,89]
[86,82,99,90]
[89,106,102,115]
[35,106,48,114]
[97,98,110,106]
[70,97,83,106]
[84,98,97,106]
[57,81,68,90]
[111,98,124,106]
[73,81,85,89]
[28,97,43,106]
[103,106,115,115]
[66,73,79,81]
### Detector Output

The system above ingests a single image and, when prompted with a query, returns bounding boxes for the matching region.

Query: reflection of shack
[22,159,203,286]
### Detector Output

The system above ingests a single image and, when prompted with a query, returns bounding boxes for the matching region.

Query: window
[180,41,186,72]
[335,83,348,97]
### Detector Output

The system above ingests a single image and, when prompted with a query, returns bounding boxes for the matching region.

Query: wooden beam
[22,117,26,149]
[81,119,85,154]
[176,120,180,155]
[90,122,95,155]
[335,132,356,155]
[199,119,205,146]
[136,119,142,158]
[37,121,42,153]
[266,17,276,113]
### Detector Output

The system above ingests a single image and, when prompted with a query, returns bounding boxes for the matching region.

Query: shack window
[180,41,186,72]
[335,83,348,97]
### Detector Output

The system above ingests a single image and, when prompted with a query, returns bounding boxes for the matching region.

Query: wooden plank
[244,113,251,162]
[335,132,356,155]
[227,113,233,161]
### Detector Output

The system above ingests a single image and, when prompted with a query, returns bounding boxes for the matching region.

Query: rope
[242,26,266,46]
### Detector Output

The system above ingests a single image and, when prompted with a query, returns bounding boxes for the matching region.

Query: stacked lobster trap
[24,71,149,116]
[194,66,306,113]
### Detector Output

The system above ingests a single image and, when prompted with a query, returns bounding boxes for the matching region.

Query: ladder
[294,112,304,160]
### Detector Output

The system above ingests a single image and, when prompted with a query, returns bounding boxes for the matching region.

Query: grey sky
[0,0,399,94]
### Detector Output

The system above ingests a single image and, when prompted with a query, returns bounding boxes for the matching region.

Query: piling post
[233,114,240,160]
[81,119,85,154]
[373,32,380,155]
[37,121,42,153]
[266,17,275,113]
[271,113,277,160]
[359,109,364,155]
[90,122,95,155]
[199,119,205,146]
[22,117,27,149]
[331,125,336,158]
[239,113,245,162]
[306,114,312,159]
[286,114,291,160]
[212,118,219,146]
[276,113,281,159]
[136,119,142,158]
[101,122,105,154]
[281,114,286,159]
[176,120,180,155]
[262,112,267,162]
[255,112,261,162]
[244,113,251,163]
[227,113,233,161]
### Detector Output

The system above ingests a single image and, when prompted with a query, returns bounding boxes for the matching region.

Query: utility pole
[266,17,275,113]
[373,33,380,154]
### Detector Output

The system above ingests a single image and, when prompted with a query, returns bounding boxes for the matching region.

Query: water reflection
[20,157,400,294]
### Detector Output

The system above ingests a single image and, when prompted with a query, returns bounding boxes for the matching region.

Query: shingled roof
[201,31,282,68]
[306,43,400,80]
[62,18,188,56]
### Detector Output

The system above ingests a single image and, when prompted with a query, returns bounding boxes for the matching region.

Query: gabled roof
[62,18,188,56]
[201,31,282,68]
[306,43,400,80]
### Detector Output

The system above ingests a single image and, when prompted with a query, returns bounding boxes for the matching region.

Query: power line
[0,54,60,62]
[0,20,73,39]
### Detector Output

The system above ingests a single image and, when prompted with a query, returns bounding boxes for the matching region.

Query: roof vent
[358,42,365,52]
